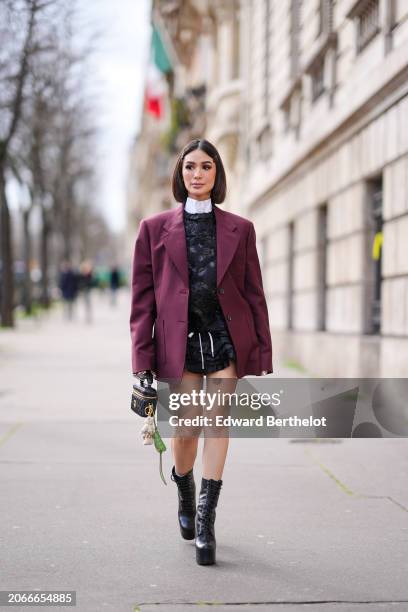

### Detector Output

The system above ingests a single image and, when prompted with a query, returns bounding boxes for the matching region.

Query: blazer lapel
[162,204,189,287]
[162,202,240,288]
[214,204,240,287]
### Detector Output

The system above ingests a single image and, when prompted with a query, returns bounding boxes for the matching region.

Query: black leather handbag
[131,377,158,418]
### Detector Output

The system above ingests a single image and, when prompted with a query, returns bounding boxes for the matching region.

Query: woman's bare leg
[202,360,238,480]
[170,368,203,475]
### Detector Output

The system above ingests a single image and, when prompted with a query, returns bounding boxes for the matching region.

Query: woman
[130,138,272,565]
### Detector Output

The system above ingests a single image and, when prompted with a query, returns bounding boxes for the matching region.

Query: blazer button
[218,288,225,294]
[227,315,232,321]
[180,289,188,294]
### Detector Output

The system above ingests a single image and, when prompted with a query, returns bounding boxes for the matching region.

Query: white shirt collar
[184,196,212,213]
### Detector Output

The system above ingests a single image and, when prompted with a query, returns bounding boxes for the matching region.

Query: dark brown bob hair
[172,138,227,204]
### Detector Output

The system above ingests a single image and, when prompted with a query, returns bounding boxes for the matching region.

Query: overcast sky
[81,0,152,233]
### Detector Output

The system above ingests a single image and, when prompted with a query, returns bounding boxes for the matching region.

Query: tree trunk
[40,207,50,308]
[22,209,33,315]
[0,164,15,327]
[63,193,72,262]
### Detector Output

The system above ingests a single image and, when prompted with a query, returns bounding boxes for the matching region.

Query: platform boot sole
[196,545,216,565]
[180,524,195,540]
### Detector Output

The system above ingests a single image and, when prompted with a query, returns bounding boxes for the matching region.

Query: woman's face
[182,149,216,201]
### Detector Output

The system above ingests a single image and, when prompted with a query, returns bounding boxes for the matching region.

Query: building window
[384,0,399,54]
[282,85,302,138]
[305,19,337,106]
[317,204,328,331]
[318,0,334,37]
[388,0,397,30]
[263,0,272,117]
[231,2,240,79]
[348,0,380,53]
[256,123,273,160]
[287,222,295,330]
[290,0,302,78]
[364,176,383,335]
[283,105,291,133]
[311,55,325,101]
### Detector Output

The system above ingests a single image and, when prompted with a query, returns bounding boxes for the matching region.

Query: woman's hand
[134,369,156,385]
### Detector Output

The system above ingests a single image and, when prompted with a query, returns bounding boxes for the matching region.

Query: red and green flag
[145,24,172,120]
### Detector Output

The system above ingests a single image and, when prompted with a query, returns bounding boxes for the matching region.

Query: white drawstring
[198,333,204,369]
[188,330,215,369]
[208,331,214,357]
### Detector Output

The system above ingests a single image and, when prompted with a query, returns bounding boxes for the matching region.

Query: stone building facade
[239,0,408,376]
[128,0,408,377]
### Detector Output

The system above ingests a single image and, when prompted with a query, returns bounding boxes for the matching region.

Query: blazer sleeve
[129,220,157,373]
[244,222,273,374]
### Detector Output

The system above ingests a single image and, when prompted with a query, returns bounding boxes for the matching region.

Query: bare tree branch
[1,1,36,155]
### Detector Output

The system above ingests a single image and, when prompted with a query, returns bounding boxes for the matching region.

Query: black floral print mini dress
[183,206,237,374]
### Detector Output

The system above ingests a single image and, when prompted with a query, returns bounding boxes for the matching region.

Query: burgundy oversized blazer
[130,202,273,381]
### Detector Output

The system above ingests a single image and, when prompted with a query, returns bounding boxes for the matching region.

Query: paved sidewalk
[0,290,407,612]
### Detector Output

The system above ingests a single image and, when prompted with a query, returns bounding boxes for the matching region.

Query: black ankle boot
[195,477,223,565]
[171,466,196,540]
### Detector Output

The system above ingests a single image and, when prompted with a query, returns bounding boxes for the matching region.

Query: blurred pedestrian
[79,260,94,324]
[58,261,79,321]
[109,265,120,307]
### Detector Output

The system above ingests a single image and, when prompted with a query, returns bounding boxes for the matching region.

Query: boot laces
[200,509,215,531]
[174,474,195,512]
[198,486,221,534]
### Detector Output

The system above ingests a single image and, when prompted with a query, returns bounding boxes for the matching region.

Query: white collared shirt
[184,196,212,214]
